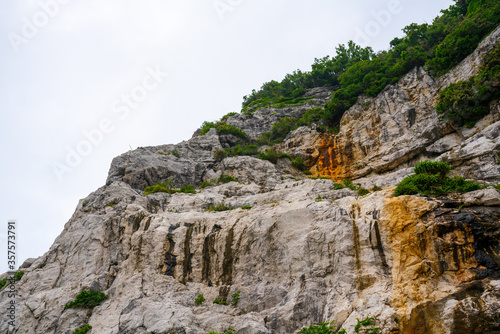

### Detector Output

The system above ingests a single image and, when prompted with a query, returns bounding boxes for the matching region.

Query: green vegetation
[195,293,205,306]
[82,201,88,207]
[240,0,499,128]
[218,174,239,183]
[241,206,252,210]
[72,324,92,334]
[357,188,370,196]
[213,296,229,305]
[207,329,236,334]
[231,291,240,306]
[200,174,239,189]
[372,185,383,192]
[65,290,108,309]
[105,199,119,208]
[291,157,306,171]
[303,170,313,175]
[143,179,197,195]
[180,185,196,194]
[0,270,24,291]
[297,317,380,334]
[144,179,176,195]
[256,107,326,145]
[171,150,180,158]
[436,42,500,126]
[208,203,235,212]
[394,161,483,196]
[200,121,248,139]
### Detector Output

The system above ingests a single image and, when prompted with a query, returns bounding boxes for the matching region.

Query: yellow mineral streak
[380,196,440,320]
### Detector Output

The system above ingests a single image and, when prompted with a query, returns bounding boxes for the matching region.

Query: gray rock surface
[463,187,500,206]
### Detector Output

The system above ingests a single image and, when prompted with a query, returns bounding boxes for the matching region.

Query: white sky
[0,0,454,272]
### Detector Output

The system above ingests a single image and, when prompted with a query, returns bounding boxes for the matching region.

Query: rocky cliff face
[1,27,500,334]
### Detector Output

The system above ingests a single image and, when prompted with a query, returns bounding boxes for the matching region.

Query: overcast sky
[0,0,454,272]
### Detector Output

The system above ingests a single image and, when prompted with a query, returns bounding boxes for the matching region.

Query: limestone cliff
[1,27,500,334]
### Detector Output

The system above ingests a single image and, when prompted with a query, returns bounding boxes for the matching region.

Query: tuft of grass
[372,185,382,191]
[241,206,252,210]
[213,296,229,305]
[72,324,92,334]
[207,329,236,334]
[303,170,313,175]
[180,185,196,194]
[65,290,108,309]
[105,199,119,208]
[143,179,176,196]
[82,201,88,207]
[218,174,239,184]
[357,188,370,196]
[195,293,205,306]
[0,271,25,289]
[208,203,235,212]
[231,291,240,307]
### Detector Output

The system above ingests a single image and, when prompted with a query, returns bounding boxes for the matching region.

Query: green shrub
[291,157,306,171]
[65,290,108,309]
[195,294,205,306]
[143,179,177,196]
[208,203,235,212]
[219,174,238,184]
[0,278,7,291]
[333,182,345,190]
[200,121,248,139]
[105,199,119,208]
[414,161,452,178]
[171,150,180,158]
[357,188,370,196]
[303,170,313,175]
[220,112,238,122]
[241,206,252,210]
[372,185,382,191]
[213,296,229,305]
[342,179,360,191]
[231,291,240,306]
[200,180,216,189]
[13,271,23,281]
[214,149,228,162]
[226,144,260,157]
[395,172,483,196]
[354,317,380,333]
[258,147,282,164]
[72,324,92,334]
[207,329,236,334]
[297,320,341,334]
[180,185,196,194]
[82,201,88,207]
